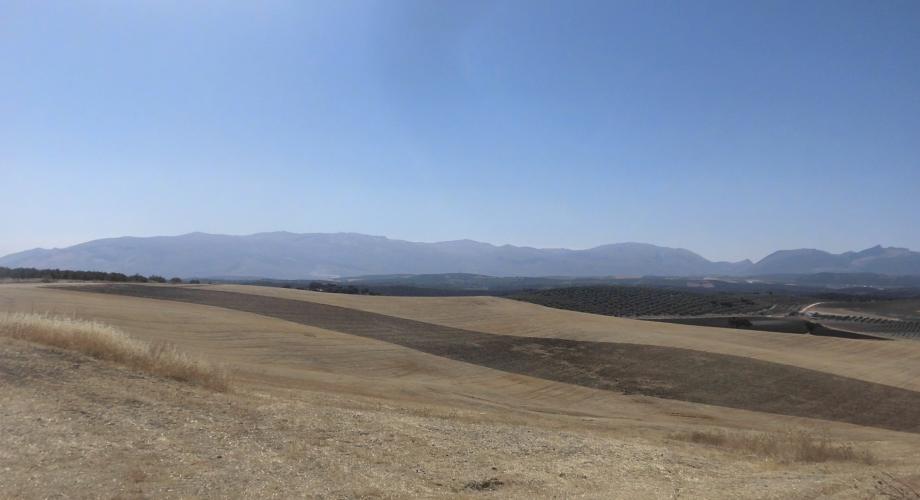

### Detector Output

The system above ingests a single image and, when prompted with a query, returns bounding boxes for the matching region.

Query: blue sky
[2,0,918,262]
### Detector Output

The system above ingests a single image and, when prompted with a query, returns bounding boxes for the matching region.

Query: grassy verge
[672,428,875,464]
[0,312,230,391]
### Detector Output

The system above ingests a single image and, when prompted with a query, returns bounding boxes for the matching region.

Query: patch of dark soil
[63,285,920,433]
[653,316,888,340]
[0,339,82,385]
[465,477,503,491]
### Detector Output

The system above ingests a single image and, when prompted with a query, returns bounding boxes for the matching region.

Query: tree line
[280,281,377,295]
[0,267,196,284]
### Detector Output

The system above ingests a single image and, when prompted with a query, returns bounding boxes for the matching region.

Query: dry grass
[673,428,875,464]
[64,284,920,433]
[0,312,230,391]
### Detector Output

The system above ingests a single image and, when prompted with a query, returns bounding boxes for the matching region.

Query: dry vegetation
[2,336,909,499]
[0,312,230,391]
[66,284,920,433]
[4,284,920,498]
[672,428,876,464]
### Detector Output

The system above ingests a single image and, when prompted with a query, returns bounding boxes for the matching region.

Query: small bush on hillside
[728,317,753,328]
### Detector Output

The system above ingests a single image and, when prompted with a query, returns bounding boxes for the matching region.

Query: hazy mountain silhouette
[1,232,918,278]
[749,245,920,275]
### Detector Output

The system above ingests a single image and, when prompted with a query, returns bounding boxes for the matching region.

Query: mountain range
[1,232,919,279]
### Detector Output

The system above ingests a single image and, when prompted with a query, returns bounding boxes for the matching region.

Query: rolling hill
[4,282,920,497]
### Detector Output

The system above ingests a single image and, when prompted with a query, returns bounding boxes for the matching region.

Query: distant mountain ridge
[750,245,920,275]
[1,232,918,278]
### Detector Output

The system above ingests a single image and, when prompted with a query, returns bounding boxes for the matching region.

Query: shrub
[728,317,753,328]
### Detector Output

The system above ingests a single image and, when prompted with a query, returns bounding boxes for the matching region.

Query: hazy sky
[2,1,919,262]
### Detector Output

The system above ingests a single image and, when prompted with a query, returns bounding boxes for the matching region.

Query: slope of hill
[200,284,920,392]
[4,283,920,497]
[2,232,919,279]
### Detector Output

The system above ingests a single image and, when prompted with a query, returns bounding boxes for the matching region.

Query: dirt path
[800,302,825,313]
[65,284,920,433]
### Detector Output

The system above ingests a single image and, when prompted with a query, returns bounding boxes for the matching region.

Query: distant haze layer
[1,232,919,279]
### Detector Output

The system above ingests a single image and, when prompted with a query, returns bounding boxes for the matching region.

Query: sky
[2,0,919,262]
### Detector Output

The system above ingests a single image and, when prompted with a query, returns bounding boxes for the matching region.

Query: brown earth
[3,283,920,498]
[64,284,920,433]
[200,284,920,393]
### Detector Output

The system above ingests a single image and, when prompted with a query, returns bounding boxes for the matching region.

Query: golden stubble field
[2,283,920,499]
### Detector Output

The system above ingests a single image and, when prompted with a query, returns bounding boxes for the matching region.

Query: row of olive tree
[0,267,195,284]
